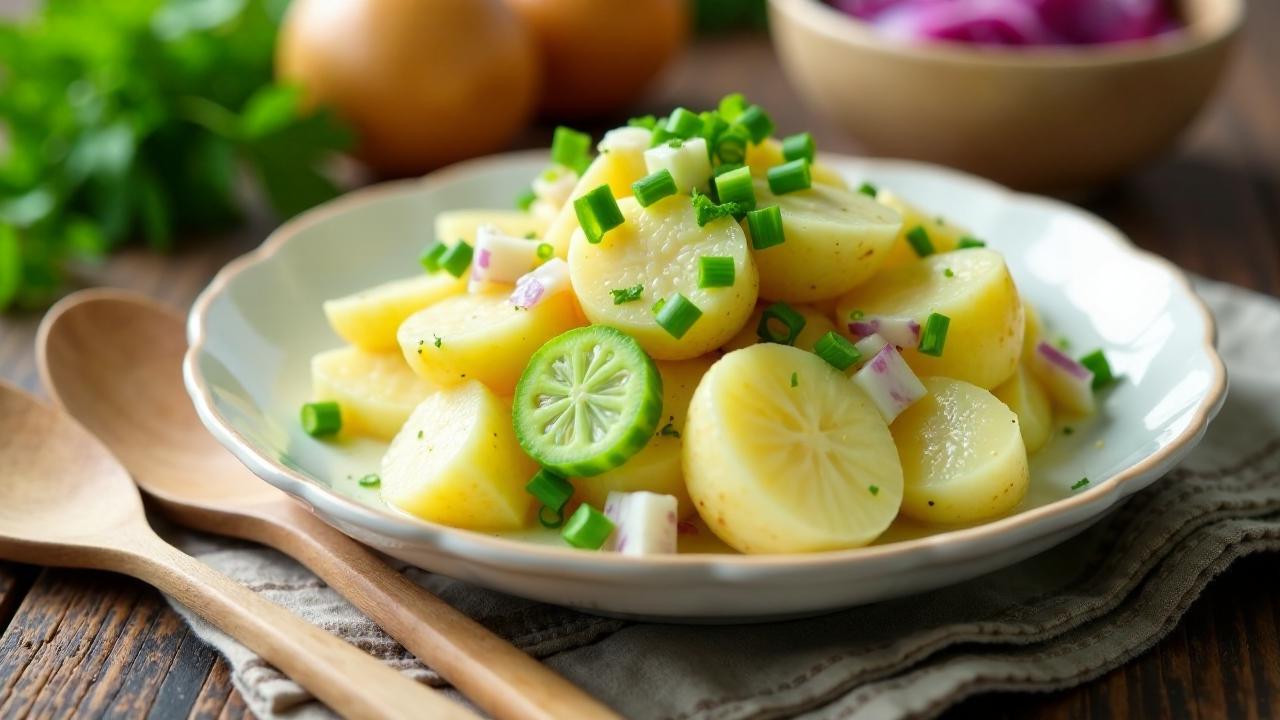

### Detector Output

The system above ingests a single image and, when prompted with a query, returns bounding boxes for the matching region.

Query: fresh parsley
[610,284,644,305]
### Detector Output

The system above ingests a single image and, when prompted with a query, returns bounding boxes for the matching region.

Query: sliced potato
[541,139,650,257]
[836,249,1023,390]
[381,382,537,530]
[892,377,1029,524]
[569,195,758,360]
[324,273,465,352]
[722,303,837,353]
[745,138,847,189]
[398,288,581,394]
[573,357,714,519]
[1022,300,1043,359]
[311,346,436,440]
[434,209,549,248]
[876,189,972,270]
[993,363,1053,454]
[748,180,902,302]
[684,344,903,553]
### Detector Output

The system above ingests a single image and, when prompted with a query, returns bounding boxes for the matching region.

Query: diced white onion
[599,126,652,154]
[603,491,678,556]
[847,315,921,348]
[1029,340,1095,415]
[852,344,927,423]
[643,137,712,194]
[532,167,578,211]
[510,258,571,310]
[469,225,540,292]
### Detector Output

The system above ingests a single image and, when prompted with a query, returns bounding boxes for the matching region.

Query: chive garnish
[918,313,951,357]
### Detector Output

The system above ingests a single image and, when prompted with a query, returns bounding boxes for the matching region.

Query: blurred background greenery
[0,0,764,312]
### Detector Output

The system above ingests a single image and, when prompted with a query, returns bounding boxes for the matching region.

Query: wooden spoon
[0,381,476,720]
[37,289,620,720]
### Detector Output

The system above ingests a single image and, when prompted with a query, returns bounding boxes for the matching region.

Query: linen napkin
[163,278,1280,720]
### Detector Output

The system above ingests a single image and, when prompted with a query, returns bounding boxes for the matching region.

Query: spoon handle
[124,529,479,720]
[251,499,622,720]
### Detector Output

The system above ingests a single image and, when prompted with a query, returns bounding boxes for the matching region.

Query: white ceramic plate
[185,151,1226,621]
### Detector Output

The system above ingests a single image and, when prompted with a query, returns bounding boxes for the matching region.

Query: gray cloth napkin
[163,278,1280,720]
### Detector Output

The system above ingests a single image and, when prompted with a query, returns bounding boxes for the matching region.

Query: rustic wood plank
[186,655,245,720]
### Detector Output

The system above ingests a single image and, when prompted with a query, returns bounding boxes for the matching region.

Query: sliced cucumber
[514,326,663,476]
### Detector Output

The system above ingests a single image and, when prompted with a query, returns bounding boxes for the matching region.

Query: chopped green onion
[735,104,774,144]
[691,189,748,226]
[746,205,785,250]
[539,506,566,529]
[357,473,381,488]
[869,485,880,495]
[536,243,555,261]
[714,162,745,177]
[918,312,951,357]
[665,107,703,139]
[610,284,644,305]
[654,293,703,339]
[300,401,341,437]
[699,111,728,151]
[698,256,735,288]
[419,241,447,272]
[516,187,537,211]
[628,114,658,129]
[1071,477,1090,491]
[814,331,863,371]
[714,165,755,209]
[957,236,987,249]
[649,125,678,147]
[526,468,574,513]
[574,185,625,244]
[714,125,750,164]
[857,182,879,197]
[790,371,799,388]
[561,503,615,550]
[1063,426,1075,435]
[651,297,665,315]
[757,302,806,345]
[439,241,474,278]
[905,226,935,257]
[632,169,678,208]
[551,126,592,173]
[718,93,748,122]
[781,132,815,163]
[1080,349,1115,390]
[944,267,955,278]
[767,159,811,195]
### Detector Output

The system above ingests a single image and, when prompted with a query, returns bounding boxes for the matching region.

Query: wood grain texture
[0,0,1277,716]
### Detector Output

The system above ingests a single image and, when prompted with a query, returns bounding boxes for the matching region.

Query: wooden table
[2,9,1278,719]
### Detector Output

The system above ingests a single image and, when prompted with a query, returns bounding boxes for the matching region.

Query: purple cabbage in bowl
[829,0,1181,46]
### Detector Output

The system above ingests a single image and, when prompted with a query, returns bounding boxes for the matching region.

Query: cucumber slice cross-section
[514,326,663,476]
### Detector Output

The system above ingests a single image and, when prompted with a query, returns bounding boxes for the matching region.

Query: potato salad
[303,95,1116,555]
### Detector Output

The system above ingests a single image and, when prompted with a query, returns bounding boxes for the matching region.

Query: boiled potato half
[892,377,1029,524]
[993,362,1053,454]
[324,272,465,352]
[749,180,902,302]
[876,189,972,270]
[684,344,903,553]
[398,288,581,394]
[836,249,1024,390]
[569,195,758,360]
[311,346,436,440]
[573,356,714,519]
[381,381,537,530]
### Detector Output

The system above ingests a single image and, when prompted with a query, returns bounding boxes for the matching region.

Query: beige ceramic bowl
[769,0,1243,190]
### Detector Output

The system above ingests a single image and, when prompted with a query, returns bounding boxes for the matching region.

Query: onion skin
[277,0,540,176]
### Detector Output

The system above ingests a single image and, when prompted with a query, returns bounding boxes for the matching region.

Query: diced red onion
[853,333,890,364]
[510,258,571,310]
[1029,340,1095,414]
[469,225,541,292]
[603,491,678,556]
[852,344,927,422]
[848,315,921,348]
